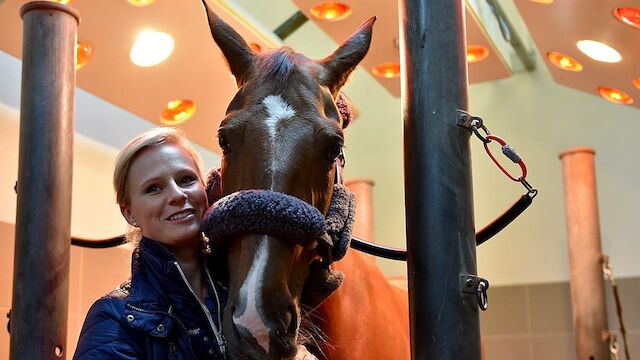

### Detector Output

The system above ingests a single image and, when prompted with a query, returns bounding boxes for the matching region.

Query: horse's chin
[224,324,299,360]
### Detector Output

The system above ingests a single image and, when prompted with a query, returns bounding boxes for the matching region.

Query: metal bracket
[462,274,490,311]
[456,109,477,129]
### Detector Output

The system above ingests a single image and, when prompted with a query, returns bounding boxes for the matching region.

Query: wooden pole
[11,2,79,359]
[559,147,609,360]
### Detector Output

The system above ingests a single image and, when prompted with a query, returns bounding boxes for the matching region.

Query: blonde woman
[74,127,227,359]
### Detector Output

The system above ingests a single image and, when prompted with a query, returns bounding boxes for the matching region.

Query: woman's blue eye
[145,185,161,193]
[180,175,197,185]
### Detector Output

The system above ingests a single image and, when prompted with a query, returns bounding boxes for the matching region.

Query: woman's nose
[168,183,188,203]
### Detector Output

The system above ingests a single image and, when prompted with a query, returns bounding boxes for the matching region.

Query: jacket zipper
[204,266,223,330]
[173,261,227,358]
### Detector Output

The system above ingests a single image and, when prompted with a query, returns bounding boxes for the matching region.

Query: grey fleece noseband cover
[202,169,356,308]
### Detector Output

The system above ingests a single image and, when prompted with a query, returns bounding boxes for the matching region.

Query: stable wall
[304,2,640,286]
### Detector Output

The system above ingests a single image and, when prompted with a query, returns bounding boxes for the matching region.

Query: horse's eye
[327,143,342,162]
[218,135,231,153]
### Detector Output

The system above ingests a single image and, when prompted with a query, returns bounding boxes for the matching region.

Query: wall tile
[625,331,639,359]
[68,246,83,317]
[481,285,530,335]
[483,336,531,360]
[0,307,8,360]
[528,282,573,333]
[80,245,132,317]
[0,222,15,308]
[66,314,82,359]
[605,277,640,332]
[531,334,576,360]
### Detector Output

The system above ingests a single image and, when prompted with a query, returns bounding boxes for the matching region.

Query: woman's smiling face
[120,143,207,250]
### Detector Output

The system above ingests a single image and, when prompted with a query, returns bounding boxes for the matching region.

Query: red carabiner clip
[483,135,527,182]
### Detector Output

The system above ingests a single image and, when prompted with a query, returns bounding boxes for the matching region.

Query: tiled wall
[0,221,133,359]
[2,218,639,359]
[481,280,640,359]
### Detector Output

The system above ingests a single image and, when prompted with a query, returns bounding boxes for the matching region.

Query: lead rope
[602,255,631,360]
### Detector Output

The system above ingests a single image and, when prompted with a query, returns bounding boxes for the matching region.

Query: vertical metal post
[11,2,79,359]
[399,0,481,359]
[559,147,609,360]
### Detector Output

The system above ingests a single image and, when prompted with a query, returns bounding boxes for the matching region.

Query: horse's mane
[256,47,297,93]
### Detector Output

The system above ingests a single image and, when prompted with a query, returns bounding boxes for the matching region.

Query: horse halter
[201,160,355,308]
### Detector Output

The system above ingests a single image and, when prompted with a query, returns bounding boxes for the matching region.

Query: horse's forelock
[256,47,300,93]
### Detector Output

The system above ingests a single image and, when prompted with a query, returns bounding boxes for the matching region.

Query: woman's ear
[120,205,137,227]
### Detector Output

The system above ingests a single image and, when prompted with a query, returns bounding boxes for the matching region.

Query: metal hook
[477,280,489,311]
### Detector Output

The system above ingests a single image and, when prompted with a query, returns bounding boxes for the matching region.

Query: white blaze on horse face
[262,95,295,190]
[233,236,271,354]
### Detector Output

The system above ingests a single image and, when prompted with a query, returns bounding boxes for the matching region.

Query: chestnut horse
[201,3,409,359]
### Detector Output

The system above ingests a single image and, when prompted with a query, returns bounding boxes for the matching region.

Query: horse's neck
[313,250,410,360]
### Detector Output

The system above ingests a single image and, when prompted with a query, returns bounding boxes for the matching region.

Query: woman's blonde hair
[113,127,205,241]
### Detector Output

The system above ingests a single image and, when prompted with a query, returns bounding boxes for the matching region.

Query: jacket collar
[127,237,194,311]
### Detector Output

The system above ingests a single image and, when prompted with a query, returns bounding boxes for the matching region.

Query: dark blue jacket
[74,238,228,359]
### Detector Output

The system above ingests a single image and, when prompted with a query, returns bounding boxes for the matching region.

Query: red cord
[483,135,527,182]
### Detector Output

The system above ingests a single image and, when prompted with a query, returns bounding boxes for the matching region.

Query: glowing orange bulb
[528,0,553,3]
[372,63,400,78]
[598,87,633,105]
[161,100,196,125]
[310,2,352,22]
[547,51,583,72]
[127,0,156,6]
[633,78,640,90]
[467,46,489,63]
[75,40,92,69]
[613,7,640,29]
[50,0,73,4]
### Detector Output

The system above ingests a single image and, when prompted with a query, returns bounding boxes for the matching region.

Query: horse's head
[201,3,374,359]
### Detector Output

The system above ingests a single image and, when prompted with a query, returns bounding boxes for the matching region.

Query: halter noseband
[201,158,355,308]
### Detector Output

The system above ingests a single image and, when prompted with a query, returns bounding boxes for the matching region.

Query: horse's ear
[319,16,376,96]
[201,0,256,87]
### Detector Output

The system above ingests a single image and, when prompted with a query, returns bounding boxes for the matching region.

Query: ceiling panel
[0,0,274,153]
[514,0,640,110]
[291,0,513,97]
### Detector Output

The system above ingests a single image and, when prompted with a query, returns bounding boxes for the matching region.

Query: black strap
[71,236,126,248]
[348,192,534,261]
[476,193,533,246]
[71,193,534,260]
